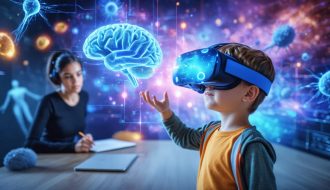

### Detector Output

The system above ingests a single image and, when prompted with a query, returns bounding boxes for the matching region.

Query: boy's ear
[242,85,259,102]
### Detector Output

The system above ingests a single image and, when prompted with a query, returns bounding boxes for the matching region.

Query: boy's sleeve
[162,112,215,150]
[242,142,277,190]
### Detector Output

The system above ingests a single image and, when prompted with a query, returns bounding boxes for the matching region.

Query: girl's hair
[47,50,82,86]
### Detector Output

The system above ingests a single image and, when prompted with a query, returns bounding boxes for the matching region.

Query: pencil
[78,131,95,145]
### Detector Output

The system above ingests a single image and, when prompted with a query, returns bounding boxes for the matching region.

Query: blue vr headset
[172,43,273,95]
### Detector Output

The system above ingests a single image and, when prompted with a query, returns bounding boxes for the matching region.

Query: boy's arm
[140,91,215,150]
[242,142,277,190]
[162,110,213,150]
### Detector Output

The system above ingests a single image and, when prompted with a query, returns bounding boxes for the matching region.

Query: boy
[140,43,277,190]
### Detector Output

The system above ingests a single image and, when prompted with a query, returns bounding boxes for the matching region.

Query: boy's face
[203,82,255,113]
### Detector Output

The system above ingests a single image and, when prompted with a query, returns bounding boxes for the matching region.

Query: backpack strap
[199,121,221,153]
[230,130,246,190]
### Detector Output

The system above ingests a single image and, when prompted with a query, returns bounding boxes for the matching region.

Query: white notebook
[90,138,136,152]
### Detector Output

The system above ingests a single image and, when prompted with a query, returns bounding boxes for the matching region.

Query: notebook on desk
[90,138,136,152]
[74,154,138,172]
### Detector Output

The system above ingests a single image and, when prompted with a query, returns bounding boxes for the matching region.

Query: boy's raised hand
[140,91,173,120]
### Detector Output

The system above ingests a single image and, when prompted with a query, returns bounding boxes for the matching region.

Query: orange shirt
[197,126,248,190]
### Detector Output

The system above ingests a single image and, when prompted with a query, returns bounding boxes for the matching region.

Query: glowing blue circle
[72,27,79,35]
[105,2,119,16]
[197,72,206,80]
[201,49,209,54]
[301,52,311,61]
[272,25,295,47]
[83,23,163,87]
[318,71,330,97]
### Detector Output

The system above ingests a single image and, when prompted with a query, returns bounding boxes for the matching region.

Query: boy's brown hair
[218,43,275,113]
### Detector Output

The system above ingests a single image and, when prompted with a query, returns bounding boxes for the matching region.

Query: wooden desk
[0,141,329,190]
[0,141,199,190]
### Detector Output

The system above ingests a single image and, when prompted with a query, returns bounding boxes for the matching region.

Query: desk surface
[0,140,329,190]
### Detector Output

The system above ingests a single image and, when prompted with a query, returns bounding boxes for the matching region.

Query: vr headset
[172,43,273,95]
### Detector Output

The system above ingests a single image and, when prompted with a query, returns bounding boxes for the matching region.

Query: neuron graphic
[302,70,330,107]
[264,25,296,51]
[11,0,83,42]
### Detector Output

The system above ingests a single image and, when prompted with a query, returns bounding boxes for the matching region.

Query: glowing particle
[0,32,15,59]
[246,22,253,29]
[122,91,128,99]
[175,91,181,98]
[215,18,222,26]
[156,79,162,86]
[155,21,160,28]
[22,60,29,66]
[105,1,119,16]
[180,22,187,30]
[296,62,301,68]
[301,52,311,61]
[72,27,79,35]
[238,16,245,23]
[35,34,51,51]
[54,21,69,34]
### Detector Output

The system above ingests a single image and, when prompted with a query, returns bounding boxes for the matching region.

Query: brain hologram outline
[83,23,163,87]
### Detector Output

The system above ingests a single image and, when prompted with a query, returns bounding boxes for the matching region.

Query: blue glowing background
[0,0,329,158]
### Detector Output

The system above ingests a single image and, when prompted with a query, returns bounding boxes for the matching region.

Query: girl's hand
[75,134,94,153]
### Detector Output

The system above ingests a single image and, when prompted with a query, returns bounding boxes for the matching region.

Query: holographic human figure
[0,80,41,137]
[264,25,296,51]
[83,23,163,87]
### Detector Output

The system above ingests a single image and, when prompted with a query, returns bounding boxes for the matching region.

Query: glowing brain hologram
[83,23,163,87]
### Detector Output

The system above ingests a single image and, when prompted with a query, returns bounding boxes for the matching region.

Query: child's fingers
[164,91,169,103]
[140,91,147,103]
[153,95,160,106]
[141,91,152,106]
[146,91,156,106]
